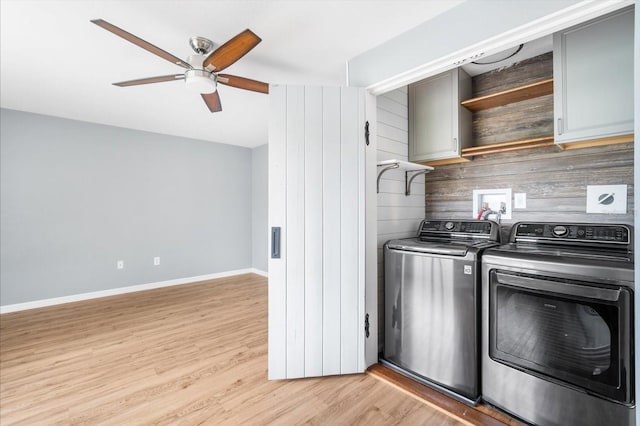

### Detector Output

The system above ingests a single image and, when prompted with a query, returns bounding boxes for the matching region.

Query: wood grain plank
[558,134,634,150]
[0,275,468,425]
[472,52,553,97]
[467,52,554,149]
[267,85,287,379]
[461,136,554,157]
[322,87,342,375]
[367,364,522,426]
[424,143,633,225]
[340,87,360,374]
[461,79,553,112]
[285,86,306,378]
[472,94,553,146]
[304,86,324,377]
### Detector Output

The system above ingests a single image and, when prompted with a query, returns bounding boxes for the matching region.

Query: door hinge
[364,313,370,338]
[364,121,370,146]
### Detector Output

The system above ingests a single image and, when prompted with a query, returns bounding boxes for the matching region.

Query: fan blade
[218,74,269,94]
[203,29,261,72]
[202,92,222,112]
[113,74,185,87]
[91,19,192,69]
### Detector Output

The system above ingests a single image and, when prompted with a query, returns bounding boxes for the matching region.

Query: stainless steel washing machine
[383,219,500,404]
[481,222,634,426]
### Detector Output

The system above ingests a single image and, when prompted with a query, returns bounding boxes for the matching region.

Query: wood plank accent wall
[424,142,634,227]
[472,52,553,97]
[376,87,423,351]
[426,51,633,228]
[472,52,553,146]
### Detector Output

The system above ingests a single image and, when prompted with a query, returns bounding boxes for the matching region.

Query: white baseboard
[250,268,268,277]
[0,268,268,314]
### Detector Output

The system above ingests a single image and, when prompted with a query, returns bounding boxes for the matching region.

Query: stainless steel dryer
[382,219,500,404]
[481,222,634,426]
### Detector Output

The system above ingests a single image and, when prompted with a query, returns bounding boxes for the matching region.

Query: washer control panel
[420,220,494,234]
[418,220,500,242]
[514,222,631,245]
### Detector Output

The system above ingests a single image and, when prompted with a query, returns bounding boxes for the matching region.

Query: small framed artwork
[473,188,512,221]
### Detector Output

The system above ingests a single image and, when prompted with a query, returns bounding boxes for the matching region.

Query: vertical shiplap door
[268,85,378,379]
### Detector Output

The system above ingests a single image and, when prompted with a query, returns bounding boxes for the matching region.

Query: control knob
[552,225,568,237]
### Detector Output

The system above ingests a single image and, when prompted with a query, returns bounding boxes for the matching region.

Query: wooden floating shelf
[461,135,555,158]
[419,157,470,167]
[426,133,633,162]
[558,134,634,150]
[461,78,554,112]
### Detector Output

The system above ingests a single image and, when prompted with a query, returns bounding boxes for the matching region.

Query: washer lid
[386,239,469,256]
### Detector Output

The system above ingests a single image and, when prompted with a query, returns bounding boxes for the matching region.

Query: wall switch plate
[153,257,160,266]
[514,193,526,209]
[586,184,627,214]
[117,260,124,269]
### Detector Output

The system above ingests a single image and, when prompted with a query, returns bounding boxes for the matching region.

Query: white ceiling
[0,0,464,148]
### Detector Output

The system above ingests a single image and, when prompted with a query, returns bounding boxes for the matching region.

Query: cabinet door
[554,7,634,144]
[268,85,378,380]
[409,69,470,162]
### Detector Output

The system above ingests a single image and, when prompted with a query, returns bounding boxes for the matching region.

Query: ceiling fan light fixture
[185,69,217,94]
[92,19,268,112]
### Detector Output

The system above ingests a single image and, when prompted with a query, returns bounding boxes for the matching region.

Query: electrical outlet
[117,260,124,269]
[153,257,160,266]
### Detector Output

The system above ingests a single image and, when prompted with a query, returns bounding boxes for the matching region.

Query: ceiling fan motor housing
[188,36,215,55]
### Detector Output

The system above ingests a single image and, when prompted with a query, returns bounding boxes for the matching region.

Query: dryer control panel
[513,222,631,245]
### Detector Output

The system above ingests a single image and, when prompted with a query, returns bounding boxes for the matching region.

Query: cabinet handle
[557,118,563,135]
[453,137,458,153]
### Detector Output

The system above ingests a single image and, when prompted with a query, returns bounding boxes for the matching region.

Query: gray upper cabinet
[553,7,634,144]
[408,68,471,163]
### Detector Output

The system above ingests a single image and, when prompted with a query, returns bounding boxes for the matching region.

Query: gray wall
[1,108,253,305]
[251,144,268,273]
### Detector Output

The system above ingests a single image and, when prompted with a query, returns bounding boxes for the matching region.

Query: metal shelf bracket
[405,169,432,196]
[376,159,434,195]
[376,163,399,193]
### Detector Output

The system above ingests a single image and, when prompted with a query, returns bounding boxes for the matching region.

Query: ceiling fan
[91,19,269,113]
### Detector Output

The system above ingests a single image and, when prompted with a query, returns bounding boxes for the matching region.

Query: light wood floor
[1,274,463,425]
